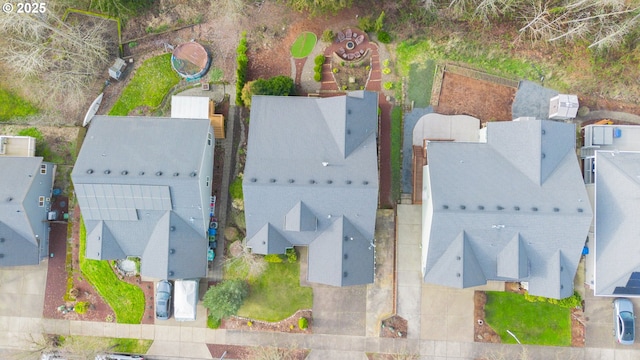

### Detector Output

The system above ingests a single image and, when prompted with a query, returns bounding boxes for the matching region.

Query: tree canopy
[241,76,296,107]
[202,280,249,321]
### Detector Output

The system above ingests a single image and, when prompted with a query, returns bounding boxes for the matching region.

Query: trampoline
[171,42,211,80]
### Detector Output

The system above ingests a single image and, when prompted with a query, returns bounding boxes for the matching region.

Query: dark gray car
[155,280,172,320]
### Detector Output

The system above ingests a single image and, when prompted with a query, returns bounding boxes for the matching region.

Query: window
[206,176,210,187]
[40,164,47,174]
[38,196,45,207]
[207,132,212,146]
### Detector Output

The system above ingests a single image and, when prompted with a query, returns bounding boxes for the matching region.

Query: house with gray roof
[581,124,640,296]
[0,156,55,266]
[71,116,213,280]
[244,91,379,287]
[422,118,592,299]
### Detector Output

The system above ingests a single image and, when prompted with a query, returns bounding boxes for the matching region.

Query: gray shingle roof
[72,116,213,280]
[594,151,640,296]
[244,91,379,287]
[422,119,592,299]
[0,157,54,266]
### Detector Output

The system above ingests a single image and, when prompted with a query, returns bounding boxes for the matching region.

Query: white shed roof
[171,96,209,119]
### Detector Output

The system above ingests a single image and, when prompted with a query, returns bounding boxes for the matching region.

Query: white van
[174,279,199,321]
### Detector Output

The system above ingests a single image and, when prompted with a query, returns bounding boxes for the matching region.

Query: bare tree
[0,9,113,117]
[225,240,267,279]
[249,346,298,360]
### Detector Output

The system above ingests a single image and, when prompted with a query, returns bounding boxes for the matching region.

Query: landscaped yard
[79,219,146,324]
[0,87,38,121]
[61,336,152,354]
[108,53,180,116]
[227,260,312,322]
[290,32,317,59]
[484,291,571,346]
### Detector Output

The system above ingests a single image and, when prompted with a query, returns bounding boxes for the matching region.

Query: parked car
[614,297,635,345]
[155,279,172,320]
[95,354,143,360]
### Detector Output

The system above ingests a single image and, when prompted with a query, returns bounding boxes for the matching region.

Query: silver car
[155,280,172,320]
[614,298,635,345]
[95,354,143,360]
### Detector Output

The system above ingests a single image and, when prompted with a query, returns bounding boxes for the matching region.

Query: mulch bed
[221,309,312,333]
[474,285,586,347]
[380,315,408,338]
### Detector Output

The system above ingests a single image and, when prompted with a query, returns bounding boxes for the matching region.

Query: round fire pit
[346,41,355,50]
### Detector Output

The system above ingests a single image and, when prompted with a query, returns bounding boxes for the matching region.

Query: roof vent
[456,256,461,260]
[6,197,12,202]
[541,153,546,159]
[347,129,351,135]
[270,178,276,183]
[168,271,174,277]
[553,207,560,212]
[514,206,520,211]
[497,206,504,210]
[344,236,349,242]
[456,273,461,277]
[250,178,257,182]
[173,172,179,177]
[288,179,295,183]
[532,207,538,211]
[327,180,333,184]
[346,180,352,184]
[363,181,369,185]
[478,205,484,210]
[344,254,348,259]
[86,169,94,174]
[169,249,175,254]
[0,238,4,242]
[170,226,175,231]
[0,254,4,258]
[577,208,584,213]
[139,171,145,175]
[155,171,163,176]
[104,170,111,174]
[343,271,348,277]
[347,109,352,114]
[121,170,128,175]
[309,179,316,184]
[190,171,197,177]
[442,205,449,210]
[460,205,466,210]
[541,129,546,135]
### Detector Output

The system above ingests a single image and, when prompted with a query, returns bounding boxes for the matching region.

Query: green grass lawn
[79,219,145,324]
[408,61,435,108]
[227,260,312,322]
[484,291,571,346]
[109,53,180,116]
[390,106,402,203]
[291,32,317,59]
[0,88,38,121]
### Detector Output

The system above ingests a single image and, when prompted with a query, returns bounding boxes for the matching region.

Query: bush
[203,280,249,322]
[236,32,249,106]
[298,317,308,330]
[285,248,297,263]
[382,67,392,75]
[74,301,89,315]
[242,76,296,107]
[374,11,385,32]
[382,59,390,67]
[523,291,582,309]
[383,81,394,90]
[207,315,221,329]
[358,16,374,32]
[332,67,339,73]
[264,254,283,263]
[314,54,326,66]
[314,72,322,82]
[314,64,323,73]
[377,30,391,44]
[321,29,334,42]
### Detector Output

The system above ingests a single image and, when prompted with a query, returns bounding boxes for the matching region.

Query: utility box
[549,94,579,120]
[174,279,199,321]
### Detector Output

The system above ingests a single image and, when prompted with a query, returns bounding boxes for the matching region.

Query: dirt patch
[380,315,408,338]
[436,71,516,123]
[208,344,309,360]
[222,309,312,334]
